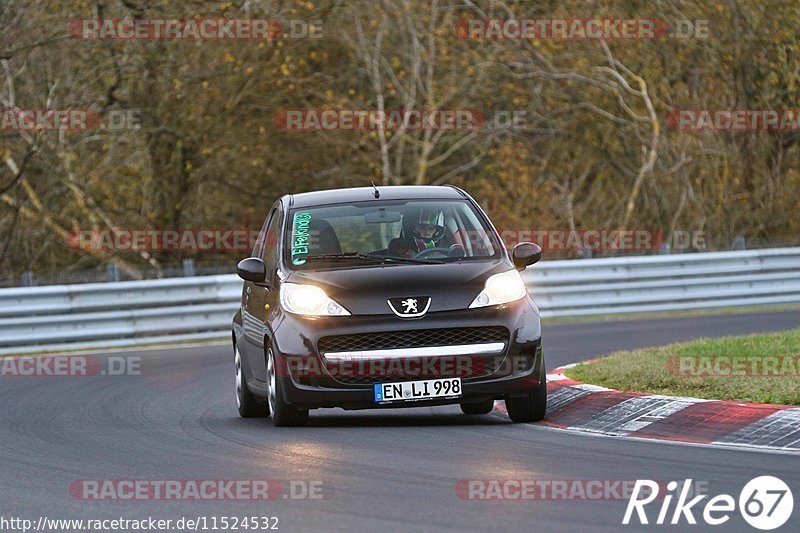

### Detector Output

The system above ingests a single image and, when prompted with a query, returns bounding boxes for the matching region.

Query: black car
[232,185,545,426]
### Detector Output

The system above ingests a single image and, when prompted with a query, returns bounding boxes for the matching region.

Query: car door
[241,202,282,382]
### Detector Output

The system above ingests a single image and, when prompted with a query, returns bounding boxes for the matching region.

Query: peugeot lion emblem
[401,298,418,314]
[388,296,431,318]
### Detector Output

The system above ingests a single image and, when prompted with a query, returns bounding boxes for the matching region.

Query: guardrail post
[106,263,120,282]
[734,235,746,250]
[182,258,195,277]
[21,271,33,286]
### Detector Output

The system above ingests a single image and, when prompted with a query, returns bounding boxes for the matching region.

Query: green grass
[566,328,800,405]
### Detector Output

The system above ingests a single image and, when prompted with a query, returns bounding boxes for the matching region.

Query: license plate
[373,378,462,403]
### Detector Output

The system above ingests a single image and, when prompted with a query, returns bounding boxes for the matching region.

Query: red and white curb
[495,364,800,453]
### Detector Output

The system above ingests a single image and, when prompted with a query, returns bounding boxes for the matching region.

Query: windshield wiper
[370,254,445,264]
[303,253,443,264]
[304,253,385,262]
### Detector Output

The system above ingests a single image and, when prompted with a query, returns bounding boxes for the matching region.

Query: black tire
[235,344,268,418]
[460,399,495,415]
[266,345,309,427]
[505,366,547,423]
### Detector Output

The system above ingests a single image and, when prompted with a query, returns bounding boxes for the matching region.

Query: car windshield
[285,199,502,269]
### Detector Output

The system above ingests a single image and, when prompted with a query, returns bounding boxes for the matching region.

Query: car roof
[285,185,467,208]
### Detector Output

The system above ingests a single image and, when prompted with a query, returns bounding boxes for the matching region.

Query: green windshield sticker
[291,212,311,265]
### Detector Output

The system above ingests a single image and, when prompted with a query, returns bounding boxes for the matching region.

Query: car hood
[285,259,513,315]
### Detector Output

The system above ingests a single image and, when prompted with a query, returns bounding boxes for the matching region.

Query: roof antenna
[371,181,380,198]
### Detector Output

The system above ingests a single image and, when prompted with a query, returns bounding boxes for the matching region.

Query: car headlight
[280,283,351,316]
[469,270,527,308]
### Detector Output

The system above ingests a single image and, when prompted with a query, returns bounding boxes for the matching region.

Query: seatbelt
[414,237,436,251]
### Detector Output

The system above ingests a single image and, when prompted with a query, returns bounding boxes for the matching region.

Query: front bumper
[270,296,544,410]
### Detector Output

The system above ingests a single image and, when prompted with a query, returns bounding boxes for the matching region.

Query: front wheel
[505,368,547,423]
[235,345,268,418]
[266,345,309,427]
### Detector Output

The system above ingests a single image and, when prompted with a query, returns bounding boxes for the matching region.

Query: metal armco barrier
[529,247,800,317]
[2,248,799,355]
[0,276,241,355]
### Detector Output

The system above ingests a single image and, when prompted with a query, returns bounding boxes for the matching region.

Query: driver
[388,206,450,258]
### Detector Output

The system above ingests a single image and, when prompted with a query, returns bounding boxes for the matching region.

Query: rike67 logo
[624,476,793,530]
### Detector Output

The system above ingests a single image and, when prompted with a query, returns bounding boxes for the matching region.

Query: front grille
[316,326,510,386]
[318,326,509,354]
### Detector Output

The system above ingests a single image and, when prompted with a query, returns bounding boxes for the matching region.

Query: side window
[252,215,271,258]
[261,207,281,271]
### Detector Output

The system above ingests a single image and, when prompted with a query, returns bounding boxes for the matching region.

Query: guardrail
[0,276,241,355]
[529,247,800,317]
[2,248,799,354]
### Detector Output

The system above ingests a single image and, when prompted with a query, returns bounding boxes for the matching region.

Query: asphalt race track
[2,310,798,532]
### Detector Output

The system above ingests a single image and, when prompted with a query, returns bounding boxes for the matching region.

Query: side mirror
[237,257,267,283]
[512,242,542,270]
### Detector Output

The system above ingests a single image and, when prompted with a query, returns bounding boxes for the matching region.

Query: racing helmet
[410,206,446,242]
